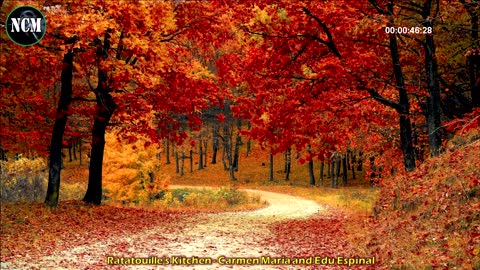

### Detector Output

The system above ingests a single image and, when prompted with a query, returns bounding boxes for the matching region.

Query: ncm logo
[5,6,46,46]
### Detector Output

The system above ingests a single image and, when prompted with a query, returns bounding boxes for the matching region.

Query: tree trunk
[189,149,193,173]
[307,145,315,186]
[203,139,207,168]
[351,153,356,180]
[464,1,480,107]
[246,121,251,157]
[83,31,118,205]
[165,139,171,164]
[79,139,82,165]
[45,51,73,208]
[211,124,219,164]
[327,162,331,177]
[342,154,347,186]
[319,161,324,186]
[223,111,235,180]
[83,91,116,205]
[221,144,227,170]
[198,140,204,170]
[175,146,179,174]
[308,159,315,186]
[365,3,416,172]
[269,151,274,181]
[181,148,185,176]
[334,155,341,188]
[330,159,335,188]
[83,107,112,205]
[285,148,291,181]
[357,151,363,171]
[388,2,416,171]
[423,1,442,157]
[72,142,77,160]
[232,119,241,171]
[68,146,72,162]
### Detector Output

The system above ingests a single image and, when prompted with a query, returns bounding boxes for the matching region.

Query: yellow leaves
[301,64,317,78]
[277,8,290,22]
[260,112,270,123]
[186,59,216,80]
[102,132,168,205]
[252,5,272,25]
[1,158,46,174]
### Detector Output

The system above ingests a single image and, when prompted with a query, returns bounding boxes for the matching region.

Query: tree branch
[302,7,342,58]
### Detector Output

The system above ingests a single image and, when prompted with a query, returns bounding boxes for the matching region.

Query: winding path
[5,188,323,269]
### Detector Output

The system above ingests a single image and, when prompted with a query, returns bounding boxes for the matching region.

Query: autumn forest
[1,0,479,269]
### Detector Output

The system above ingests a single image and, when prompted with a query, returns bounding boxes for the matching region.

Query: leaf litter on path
[3,190,324,270]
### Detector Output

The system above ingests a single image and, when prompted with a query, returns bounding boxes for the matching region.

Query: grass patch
[251,185,378,215]
[149,187,267,212]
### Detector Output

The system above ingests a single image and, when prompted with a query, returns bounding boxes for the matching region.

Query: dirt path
[4,188,323,269]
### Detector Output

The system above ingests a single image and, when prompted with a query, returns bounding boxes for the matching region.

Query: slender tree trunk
[198,139,204,170]
[165,139,171,164]
[307,145,315,186]
[334,155,341,188]
[422,0,442,157]
[45,51,73,208]
[342,154,347,186]
[175,146,179,174]
[180,148,185,176]
[189,149,193,173]
[79,139,82,165]
[388,2,416,171]
[351,153,356,180]
[327,162,331,177]
[232,119,241,171]
[463,1,480,107]
[246,121,251,157]
[357,151,363,171]
[211,137,218,164]
[68,146,72,162]
[308,159,315,186]
[203,139,207,168]
[346,151,350,170]
[319,161,324,186]
[269,151,274,182]
[223,106,235,181]
[73,142,77,160]
[221,144,227,170]
[366,3,416,172]
[330,158,335,188]
[285,148,291,181]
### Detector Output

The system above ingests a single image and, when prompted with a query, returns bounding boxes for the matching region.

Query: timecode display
[384,26,432,34]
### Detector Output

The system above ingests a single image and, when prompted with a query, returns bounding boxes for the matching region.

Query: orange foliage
[102,133,168,205]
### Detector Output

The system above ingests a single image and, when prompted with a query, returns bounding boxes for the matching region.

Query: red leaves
[267,210,377,269]
[365,138,480,268]
[217,113,226,122]
[0,201,196,266]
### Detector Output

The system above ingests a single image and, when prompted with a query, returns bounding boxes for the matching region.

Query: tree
[45,49,74,207]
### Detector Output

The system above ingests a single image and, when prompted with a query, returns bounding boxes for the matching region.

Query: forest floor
[1,189,368,270]
[3,132,478,269]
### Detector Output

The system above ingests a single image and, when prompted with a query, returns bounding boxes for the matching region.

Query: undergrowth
[0,158,47,202]
[359,131,480,269]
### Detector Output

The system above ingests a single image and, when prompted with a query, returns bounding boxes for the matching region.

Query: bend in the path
[3,187,324,270]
